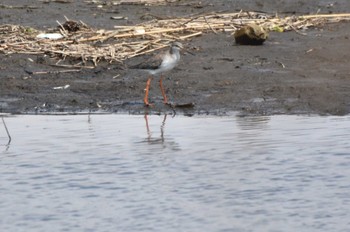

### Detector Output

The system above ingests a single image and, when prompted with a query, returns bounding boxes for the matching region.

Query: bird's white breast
[154,52,180,75]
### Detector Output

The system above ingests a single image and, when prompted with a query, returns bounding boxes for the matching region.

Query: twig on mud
[25,69,81,75]
[40,0,72,3]
[305,48,314,54]
[49,64,95,69]
[203,16,218,34]
[300,13,350,19]
[1,116,12,146]
[179,31,202,40]
[287,23,307,36]
[0,4,39,9]
[56,20,68,37]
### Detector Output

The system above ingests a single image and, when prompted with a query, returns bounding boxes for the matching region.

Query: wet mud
[1,0,350,115]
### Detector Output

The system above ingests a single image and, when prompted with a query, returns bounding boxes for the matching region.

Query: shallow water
[1,114,350,232]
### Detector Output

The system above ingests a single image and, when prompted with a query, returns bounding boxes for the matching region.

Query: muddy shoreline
[1,0,350,116]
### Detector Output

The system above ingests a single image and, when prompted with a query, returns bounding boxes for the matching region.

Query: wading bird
[131,42,183,106]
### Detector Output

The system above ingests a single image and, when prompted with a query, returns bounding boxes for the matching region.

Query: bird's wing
[130,51,165,70]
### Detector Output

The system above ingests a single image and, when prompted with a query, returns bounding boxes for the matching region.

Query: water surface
[1,114,350,232]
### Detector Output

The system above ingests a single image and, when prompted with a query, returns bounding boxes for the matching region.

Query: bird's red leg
[159,75,168,105]
[144,77,152,106]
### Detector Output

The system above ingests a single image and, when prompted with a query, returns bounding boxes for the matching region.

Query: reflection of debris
[53,84,70,90]
[234,24,268,45]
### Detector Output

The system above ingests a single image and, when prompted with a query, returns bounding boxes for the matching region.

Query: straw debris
[1,11,350,65]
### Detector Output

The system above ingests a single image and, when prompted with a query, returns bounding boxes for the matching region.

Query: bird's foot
[164,102,175,108]
[144,103,154,107]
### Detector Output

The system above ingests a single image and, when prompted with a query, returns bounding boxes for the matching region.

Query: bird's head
[171,41,184,50]
[170,41,195,56]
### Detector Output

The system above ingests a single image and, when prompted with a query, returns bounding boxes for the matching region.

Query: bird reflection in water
[1,115,12,151]
[144,113,167,144]
[142,113,181,151]
[1,116,11,144]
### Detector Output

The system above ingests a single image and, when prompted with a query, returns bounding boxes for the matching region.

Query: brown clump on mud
[1,0,350,116]
[234,24,269,45]
[61,20,86,33]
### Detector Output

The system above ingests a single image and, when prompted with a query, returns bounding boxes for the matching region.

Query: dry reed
[1,11,350,65]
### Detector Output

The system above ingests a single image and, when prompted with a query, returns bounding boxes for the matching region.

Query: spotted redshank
[131,42,183,106]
